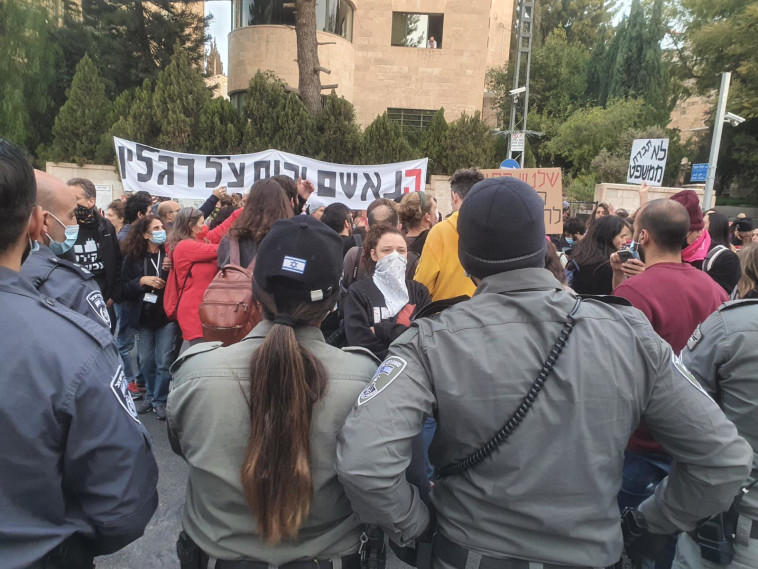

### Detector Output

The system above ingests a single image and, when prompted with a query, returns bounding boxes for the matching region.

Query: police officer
[672,299,758,569]
[0,140,159,568]
[336,177,752,569]
[168,216,380,567]
[21,170,112,328]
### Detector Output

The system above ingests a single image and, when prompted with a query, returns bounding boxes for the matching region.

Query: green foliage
[273,93,318,156]
[361,114,415,164]
[197,98,244,155]
[0,0,61,149]
[50,55,112,165]
[418,109,449,175]
[152,43,211,152]
[535,0,617,48]
[316,93,362,164]
[565,173,598,202]
[546,98,652,174]
[242,72,289,152]
[110,80,159,149]
[442,112,497,173]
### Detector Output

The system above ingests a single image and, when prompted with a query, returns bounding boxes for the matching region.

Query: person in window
[427,36,437,48]
[343,225,430,359]
[120,215,180,420]
[567,215,632,295]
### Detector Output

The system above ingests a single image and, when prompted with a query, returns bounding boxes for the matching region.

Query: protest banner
[481,168,563,234]
[627,138,669,187]
[113,137,428,210]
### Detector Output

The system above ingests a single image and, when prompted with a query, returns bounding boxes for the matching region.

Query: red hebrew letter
[404,169,422,193]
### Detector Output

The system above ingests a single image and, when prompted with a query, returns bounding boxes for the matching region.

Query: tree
[273,93,318,156]
[0,0,61,149]
[442,112,497,173]
[241,72,289,152]
[295,0,323,115]
[78,0,209,95]
[534,0,617,48]
[50,55,112,164]
[110,79,159,148]
[361,114,415,165]
[152,43,211,152]
[418,109,449,175]
[197,98,244,155]
[316,93,362,164]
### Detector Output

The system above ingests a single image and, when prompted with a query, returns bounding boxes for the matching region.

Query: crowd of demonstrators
[4,133,758,569]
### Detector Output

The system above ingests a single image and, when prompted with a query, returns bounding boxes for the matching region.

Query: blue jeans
[619,450,677,569]
[137,322,180,405]
[115,304,141,384]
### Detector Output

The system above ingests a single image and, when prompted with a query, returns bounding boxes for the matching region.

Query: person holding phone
[566,216,632,295]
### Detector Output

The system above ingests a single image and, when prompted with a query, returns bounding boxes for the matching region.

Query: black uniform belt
[433,533,607,569]
[215,552,361,569]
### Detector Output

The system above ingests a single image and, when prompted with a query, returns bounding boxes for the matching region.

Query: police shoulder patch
[357,356,407,406]
[110,366,140,423]
[671,353,711,399]
[686,325,703,351]
[86,290,111,327]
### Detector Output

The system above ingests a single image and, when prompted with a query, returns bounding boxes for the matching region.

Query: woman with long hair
[586,202,611,230]
[735,243,758,299]
[568,215,631,295]
[163,207,219,345]
[702,211,741,295]
[217,178,292,269]
[120,215,179,420]
[343,224,431,359]
[168,216,379,564]
[399,191,438,256]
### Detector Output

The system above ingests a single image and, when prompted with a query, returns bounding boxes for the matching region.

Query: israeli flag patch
[282,256,306,274]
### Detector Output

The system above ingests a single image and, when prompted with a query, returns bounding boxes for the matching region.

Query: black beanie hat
[458,177,547,278]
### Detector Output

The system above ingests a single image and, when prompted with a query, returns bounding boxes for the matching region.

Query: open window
[391,12,444,48]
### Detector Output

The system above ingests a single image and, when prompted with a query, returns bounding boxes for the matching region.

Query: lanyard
[149,250,161,276]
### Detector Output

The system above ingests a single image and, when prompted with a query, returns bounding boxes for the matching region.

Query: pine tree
[418,109,449,175]
[361,114,415,165]
[50,54,112,164]
[197,98,244,155]
[316,93,362,164]
[110,79,159,147]
[96,88,135,163]
[241,72,289,151]
[273,93,318,156]
[443,112,497,174]
[152,43,211,152]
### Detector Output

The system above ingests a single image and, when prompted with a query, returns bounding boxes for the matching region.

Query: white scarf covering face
[372,252,409,318]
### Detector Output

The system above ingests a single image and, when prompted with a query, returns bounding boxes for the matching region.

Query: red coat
[164,240,219,341]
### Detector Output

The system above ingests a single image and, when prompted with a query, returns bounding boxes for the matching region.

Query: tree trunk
[295,0,322,115]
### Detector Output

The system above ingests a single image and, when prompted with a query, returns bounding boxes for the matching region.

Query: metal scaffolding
[507,0,535,167]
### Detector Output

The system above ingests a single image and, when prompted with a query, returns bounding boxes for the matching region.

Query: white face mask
[373,251,409,318]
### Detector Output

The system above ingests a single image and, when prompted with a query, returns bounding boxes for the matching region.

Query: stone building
[227,0,515,127]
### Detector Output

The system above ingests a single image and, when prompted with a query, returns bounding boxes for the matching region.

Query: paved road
[98,408,410,569]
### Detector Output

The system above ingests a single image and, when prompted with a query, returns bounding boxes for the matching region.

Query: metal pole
[507,0,524,160]
[703,72,731,210]
[519,0,534,167]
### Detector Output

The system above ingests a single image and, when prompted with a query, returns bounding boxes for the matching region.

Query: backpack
[199,238,261,346]
[702,244,728,273]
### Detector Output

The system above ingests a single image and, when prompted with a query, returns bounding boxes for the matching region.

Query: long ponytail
[241,282,335,543]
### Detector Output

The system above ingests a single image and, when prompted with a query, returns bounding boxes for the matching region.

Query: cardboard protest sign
[114,137,428,210]
[481,168,563,234]
[627,138,669,187]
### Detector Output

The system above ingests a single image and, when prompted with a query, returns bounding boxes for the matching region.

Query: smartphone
[617,250,636,263]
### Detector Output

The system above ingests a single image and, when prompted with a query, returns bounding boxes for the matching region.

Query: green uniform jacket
[168,321,379,563]
[682,298,758,521]
[336,268,752,567]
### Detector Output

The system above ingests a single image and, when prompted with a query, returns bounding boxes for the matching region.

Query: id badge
[143,292,158,304]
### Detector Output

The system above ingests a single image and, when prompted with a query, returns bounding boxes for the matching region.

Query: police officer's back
[20,170,111,328]
[168,216,379,566]
[0,141,158,568]
[336,178,752,568]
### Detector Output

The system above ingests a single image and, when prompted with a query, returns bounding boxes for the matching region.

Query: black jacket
[689,243,741,296]
[343,276,431,359]
[120,249,170,328]
[75,215,122,302]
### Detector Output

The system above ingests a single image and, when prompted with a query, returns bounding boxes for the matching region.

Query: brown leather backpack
[199,238,261,345]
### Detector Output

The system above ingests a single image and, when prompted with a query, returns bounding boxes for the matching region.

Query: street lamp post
[703,72,731,210]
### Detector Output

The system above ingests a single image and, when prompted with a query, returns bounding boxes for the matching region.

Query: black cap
[458,177,547,278]
[254,216,343,302]
[735,219,754,232]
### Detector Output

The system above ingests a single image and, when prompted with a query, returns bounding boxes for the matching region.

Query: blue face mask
[565,237,575,246]
[46,212,79,255]
[150,230,167,245]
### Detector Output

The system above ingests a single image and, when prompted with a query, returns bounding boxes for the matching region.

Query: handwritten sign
[627,138,669,187]
[113,137,427,210]
[481,168,563,234]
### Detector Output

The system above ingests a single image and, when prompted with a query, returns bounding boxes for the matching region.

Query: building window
[387,108,437,131]
[391,12,443,48]
[233,0,353,41]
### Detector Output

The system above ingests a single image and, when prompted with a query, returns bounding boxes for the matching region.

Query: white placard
[95,184,113,212]
[627,138,669,187]
[511,132,525,152]
[114,137,428,210]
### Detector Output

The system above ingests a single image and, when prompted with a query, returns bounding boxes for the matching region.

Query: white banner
[627,138,669,187]
[114,137,428,210]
